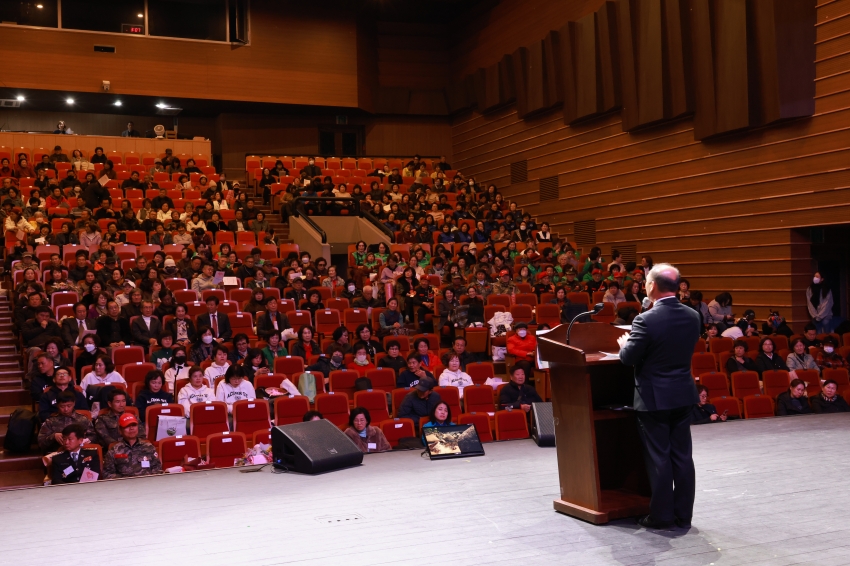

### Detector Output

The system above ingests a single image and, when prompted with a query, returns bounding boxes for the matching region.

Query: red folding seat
[232,400,271,437]
[353,390,390,423]
[189,401,229,441]
[380,418,414,448]
[698,372,729,399]
[314,393,350,430]
[743,395,774,419]
[731,371,761,398]
[762,370,791,399]
[206,432,247,468]
[458,412,493,442]
[274,396,310,426]
[159,435,201,469]
[462,385,495,413]
[494,409,529,440]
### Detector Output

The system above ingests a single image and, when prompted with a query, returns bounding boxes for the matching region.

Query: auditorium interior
[1,0,850,564]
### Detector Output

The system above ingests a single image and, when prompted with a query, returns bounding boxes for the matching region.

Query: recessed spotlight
[16,96,25,102]
[137,13,144,18]
[114,101,122,107]
[156,103,167,109]
[36,4,43,8]
[66,98,75,105]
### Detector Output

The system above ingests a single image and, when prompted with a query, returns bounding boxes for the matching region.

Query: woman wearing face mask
[75,335,102,382]
[512,221,531,242]
[347,345,376,377]
[135,370,174,425]
[816,337,847,371]
[774,379,812,416]
[190,326,216,364]
[344,407,392,454]
[341,279,359,301]
[507,322,537,377]
[786,338,820,374]
[807,272,834,334]
[163,346,191,393]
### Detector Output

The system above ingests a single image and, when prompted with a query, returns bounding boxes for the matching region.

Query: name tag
[161,409,170,414]
[63,466,75,476]
[394,423,403,429]
[205,406,214,411]
[141,460,150,468]
[175,441,185,447]
[248,403,255,408]
[222,438,232,443]
[367,442,376,450]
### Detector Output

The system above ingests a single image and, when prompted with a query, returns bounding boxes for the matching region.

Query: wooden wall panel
[661,0,693,118]
[451,0,841,329]
[0,0,360,109]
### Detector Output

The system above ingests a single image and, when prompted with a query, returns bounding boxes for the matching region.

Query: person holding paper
[617,264,701,530]
[48,423,102,485]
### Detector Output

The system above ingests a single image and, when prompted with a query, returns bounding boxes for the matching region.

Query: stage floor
[4,414,850,566]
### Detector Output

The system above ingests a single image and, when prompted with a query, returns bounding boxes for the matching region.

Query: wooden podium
[537,322,651,525]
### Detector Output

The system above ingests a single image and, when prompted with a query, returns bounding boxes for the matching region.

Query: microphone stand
[566,304,604,345]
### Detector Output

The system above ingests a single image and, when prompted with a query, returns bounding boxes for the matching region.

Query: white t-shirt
[438,369,473,398]
[215,380,257,413]
[80,371,126,391]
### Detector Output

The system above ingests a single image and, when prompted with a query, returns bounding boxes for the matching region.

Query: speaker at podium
[537,321,651,525]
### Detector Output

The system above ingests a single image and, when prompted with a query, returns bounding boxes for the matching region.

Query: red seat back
[698,372,729,399]
[145,404,185,442]
[494,409,529,440]
[232,400,271,436]
[274,396,310,426]
[206,432,247,468]
[466,362,496,385]
[433,386,461,418]
[743,394,774,419]
[462,385,495,414]
[731,371,761,398]
[762,370,791,400]
[159,435,201,469]
[353,390,390,423]
[189,402,229,440]
[379,418,415,447]
[314,393,350,429]
[365,368,396,393]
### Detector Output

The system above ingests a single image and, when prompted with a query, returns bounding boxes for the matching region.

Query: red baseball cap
[118,413,139,428]
[499,269,510,277]
[592,268,602,275]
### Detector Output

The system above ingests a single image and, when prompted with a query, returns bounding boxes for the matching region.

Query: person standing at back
[617,263,701,530]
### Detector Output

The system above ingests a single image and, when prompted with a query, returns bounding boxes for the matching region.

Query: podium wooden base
[554,490,650,525]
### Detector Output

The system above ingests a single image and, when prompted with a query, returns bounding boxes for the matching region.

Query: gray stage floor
[3,414,850,566]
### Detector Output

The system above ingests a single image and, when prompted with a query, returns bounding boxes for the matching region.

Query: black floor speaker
[272,419,363,474]
[531,402,556,447]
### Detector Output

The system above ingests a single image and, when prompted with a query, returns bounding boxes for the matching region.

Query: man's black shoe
[636,515,673,529]
[675,518,692,529]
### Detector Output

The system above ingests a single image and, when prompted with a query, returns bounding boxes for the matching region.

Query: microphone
[566,303,605,345]
[641,297,652,312]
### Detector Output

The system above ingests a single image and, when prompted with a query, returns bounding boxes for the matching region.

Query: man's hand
[216,338,224,343]
[719,414,728,422]
[40,319,48,328]
[710,414,718,421]
[616,332,631,349]
[149,338,158,345]
[54,432,64,443]
[520,404,531,413]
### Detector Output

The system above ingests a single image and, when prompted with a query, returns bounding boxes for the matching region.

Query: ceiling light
[36,4,43,8]
[66,98,75,105]
[114,100,122,107]
[137,13,143,18]
[16,96,25,102]
[156,103,167,109]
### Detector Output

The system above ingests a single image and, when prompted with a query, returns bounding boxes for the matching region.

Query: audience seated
[135,371,174,425]
[775,379,812,416]
[725,340,758,376]
[754,337,791,376]
[397,376,441,430]
[37,391,96,454]
[810,380,850,414]
[47,423,102,485]
[437,353,473,397]
[177,367,215,414]
[690,385,727,425]
[786,338,819,373]
[499,365,542,413]
[343,407,391,453]
[102,413,162,479]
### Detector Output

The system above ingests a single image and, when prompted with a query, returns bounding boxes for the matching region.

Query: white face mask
[813,277,821,284]
[356,355,367,362]
[517,329,527,338]
[348,285,356,292]
[302,258,310,264]
[84,343,96,353]
[825,346,834,354]
[202,335,214,344]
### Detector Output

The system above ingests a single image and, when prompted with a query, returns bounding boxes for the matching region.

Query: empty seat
[698,372,730,399]
[274,396,310,426]
[709,337,735,354]
[466,362,496,385]
[329,370,359,401]
[379,418,415,448]
[159,435,201,469]
[112,345,146,367]
[494,409,529,440]
[206,432,247,468]
[762,370,791,399]
[353,390,390,423]
[691,352,718,378]
[458,412,493,442]
[189,401,229,440]
[314,393,350,429]
[232,400,271,437]
[743,394,774,419]
[274,356,306,375]
[710,396,742,420]
[462,385,495,413]
[731,371,761,398]
[365,368,396,393]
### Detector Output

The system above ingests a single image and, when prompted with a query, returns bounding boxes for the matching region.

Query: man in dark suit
[61,302,98,350]
[227,209,248,232]
[617,264,701,530]
[49,423,102,485]
[256,297,290,341]
[22,307,63,352]
[130,301,163,346]
[196,296,232,343]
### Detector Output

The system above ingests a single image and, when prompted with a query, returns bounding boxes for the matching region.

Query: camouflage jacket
[102,439,162,479]
[37,412,95,454]
[94,411,123,449]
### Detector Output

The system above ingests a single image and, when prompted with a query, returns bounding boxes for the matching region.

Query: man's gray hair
[647,263,680,293]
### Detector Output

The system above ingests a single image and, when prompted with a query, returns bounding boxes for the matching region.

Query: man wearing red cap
[584,268,609,297]
[534,272,555,298]
[102,413,162,479]
[492,269,518,296]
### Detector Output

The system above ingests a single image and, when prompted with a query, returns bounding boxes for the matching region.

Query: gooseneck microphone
[566,303,604,345]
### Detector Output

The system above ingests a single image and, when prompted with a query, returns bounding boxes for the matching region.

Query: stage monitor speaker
[531,402,556,447]
[272,419,363,474]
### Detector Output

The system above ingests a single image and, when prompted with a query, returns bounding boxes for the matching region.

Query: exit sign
[122,23,145,35]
